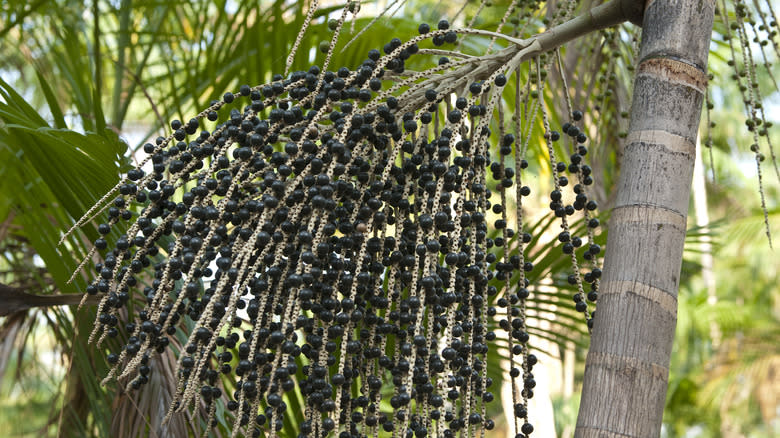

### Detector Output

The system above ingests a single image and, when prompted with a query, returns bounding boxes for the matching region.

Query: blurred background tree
[0,0,777,437]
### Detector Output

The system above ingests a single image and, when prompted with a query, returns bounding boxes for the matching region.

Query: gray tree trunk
[575,0,715,436]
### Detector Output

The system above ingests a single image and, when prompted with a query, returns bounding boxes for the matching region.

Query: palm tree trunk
[575,1,715,436]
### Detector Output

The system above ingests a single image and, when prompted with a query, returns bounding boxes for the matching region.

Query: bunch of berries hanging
[67,10,604,438]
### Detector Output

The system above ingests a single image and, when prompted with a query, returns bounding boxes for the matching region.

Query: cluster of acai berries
[83,17,599,438]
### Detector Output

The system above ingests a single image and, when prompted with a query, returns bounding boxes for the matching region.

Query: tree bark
[575,0,715,436]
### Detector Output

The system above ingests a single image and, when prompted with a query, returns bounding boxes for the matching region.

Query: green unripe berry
[319,41,330,53]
